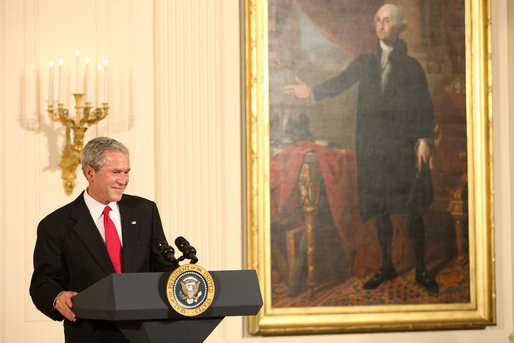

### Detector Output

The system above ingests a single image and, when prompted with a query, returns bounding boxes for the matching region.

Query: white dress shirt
[83,190,123,246]
[380,40,393,93]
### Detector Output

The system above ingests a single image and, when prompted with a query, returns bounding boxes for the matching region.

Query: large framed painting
[244,0,494,335]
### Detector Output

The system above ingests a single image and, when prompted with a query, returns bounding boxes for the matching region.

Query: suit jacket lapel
[70,193,115,275]
[119,198,141,272]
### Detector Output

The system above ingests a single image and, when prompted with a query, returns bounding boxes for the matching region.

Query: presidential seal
[166,264,215,316]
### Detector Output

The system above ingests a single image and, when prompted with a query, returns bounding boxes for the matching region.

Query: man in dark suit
[30,137,175,343]
[283,4,438,293]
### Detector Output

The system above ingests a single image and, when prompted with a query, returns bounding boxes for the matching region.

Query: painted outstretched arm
[283,76,311,99]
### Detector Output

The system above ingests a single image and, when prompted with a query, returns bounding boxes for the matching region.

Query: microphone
[174,236,198,264]
[158,241,179,268]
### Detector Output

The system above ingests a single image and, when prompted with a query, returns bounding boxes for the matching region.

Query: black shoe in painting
[416,270,439,293]
[363,268,397,289]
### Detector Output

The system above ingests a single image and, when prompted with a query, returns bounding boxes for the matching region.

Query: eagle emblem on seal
[179,276,203,304]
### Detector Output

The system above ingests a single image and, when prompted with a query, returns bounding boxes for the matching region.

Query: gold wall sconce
[47,51,110,195]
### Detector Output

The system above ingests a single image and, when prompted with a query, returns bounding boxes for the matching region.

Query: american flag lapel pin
[131,220,137,225]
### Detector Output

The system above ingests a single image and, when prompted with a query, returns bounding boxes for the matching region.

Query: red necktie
[103,206,122,273]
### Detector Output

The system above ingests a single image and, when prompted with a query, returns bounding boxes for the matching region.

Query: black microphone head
[175,236,198,262]
[158,241,179,268]
[175,236,189,251]
[158,241,174,255]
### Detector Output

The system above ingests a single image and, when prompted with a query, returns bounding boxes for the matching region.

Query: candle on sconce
[48,61,54,107]
[97,64,103,106]
[85,57,91,103]
[103,59,108,103]
[46,53,111,196]
[75,50,80,93]
[58,59,63,104]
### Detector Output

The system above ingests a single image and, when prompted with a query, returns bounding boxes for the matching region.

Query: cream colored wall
[0,0,512,342]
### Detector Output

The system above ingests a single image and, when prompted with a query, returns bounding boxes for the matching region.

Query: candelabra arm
[82,102,92,124]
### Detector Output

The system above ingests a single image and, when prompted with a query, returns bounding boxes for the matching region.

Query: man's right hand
[55,291,78,322]
[283,76,310,99]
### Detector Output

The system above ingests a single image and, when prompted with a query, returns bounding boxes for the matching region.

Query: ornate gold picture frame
[245,0,494,335]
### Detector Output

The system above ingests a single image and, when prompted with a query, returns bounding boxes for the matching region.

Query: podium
[72,270,262,343]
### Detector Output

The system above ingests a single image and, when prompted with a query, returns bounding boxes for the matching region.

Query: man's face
[375,8,398,45]
[85,150,130,204]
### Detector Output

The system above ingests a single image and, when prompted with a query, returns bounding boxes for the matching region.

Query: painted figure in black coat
[284,4,438,293]
[30,137,175,342]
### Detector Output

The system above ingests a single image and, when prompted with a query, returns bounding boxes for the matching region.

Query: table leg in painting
[298,153,321,296]
[448,173,468,257]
